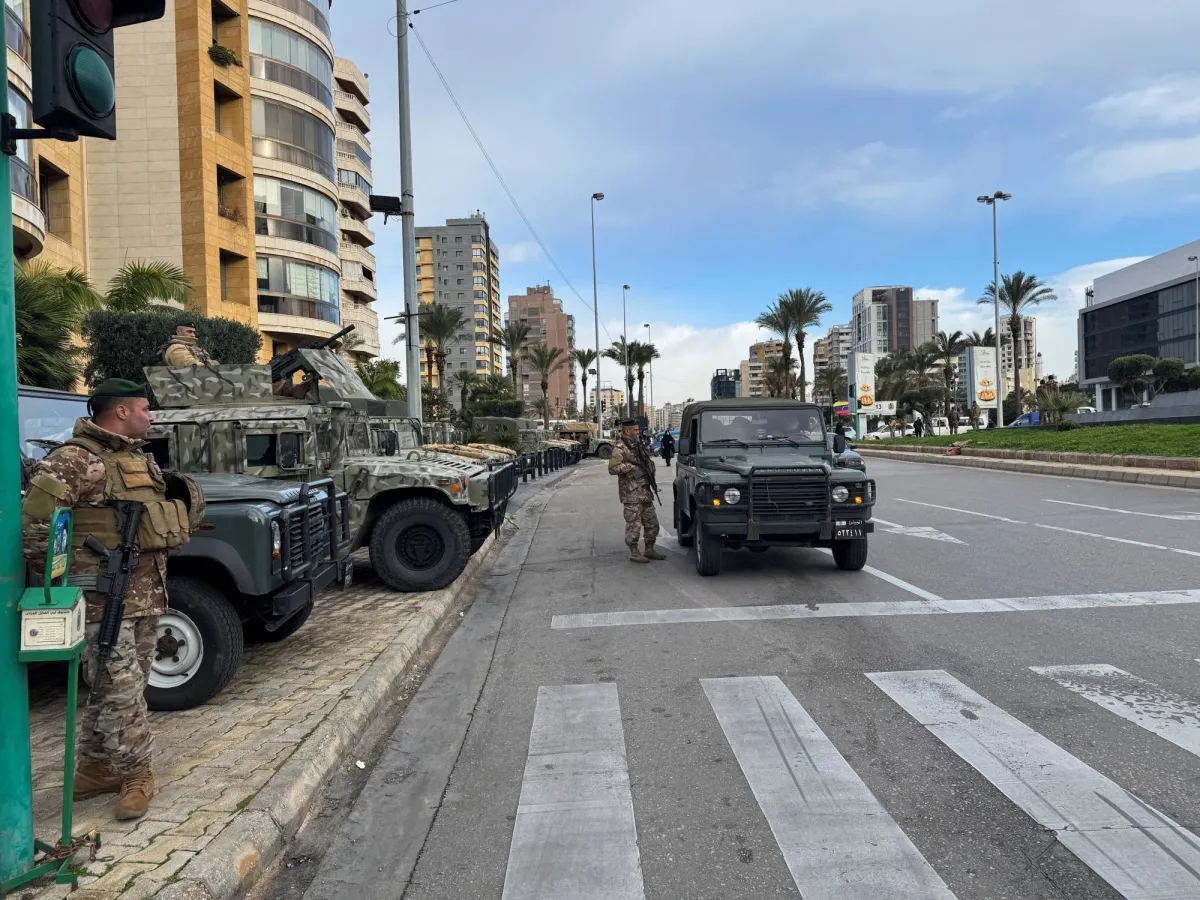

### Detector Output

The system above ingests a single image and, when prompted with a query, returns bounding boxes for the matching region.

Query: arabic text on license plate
[835,519,864,540]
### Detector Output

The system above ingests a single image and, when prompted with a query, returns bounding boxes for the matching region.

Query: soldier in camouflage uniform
[161,322,217,367]
[22,379,204,820]
[608,418,665,563]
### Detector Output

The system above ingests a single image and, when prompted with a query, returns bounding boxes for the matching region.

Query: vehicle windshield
[699,409,826,445]
[19,391,87,459]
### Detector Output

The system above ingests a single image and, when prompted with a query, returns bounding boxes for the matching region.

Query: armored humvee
[474,417,584,462]
[144,350,511,593]
[557,421,615,459]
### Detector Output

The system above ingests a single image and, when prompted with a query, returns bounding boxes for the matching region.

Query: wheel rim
[149,611,204,689]
[396,524,445,570]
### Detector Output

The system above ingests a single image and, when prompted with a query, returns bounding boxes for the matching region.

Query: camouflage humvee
[473,417,583,462]
[144,350,511,593]
[369,415,519,498]
[557,421,615,460]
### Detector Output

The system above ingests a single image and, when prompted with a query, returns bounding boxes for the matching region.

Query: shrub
[208,44,241,67]
[476,400,525,418]
[1058,420,1080,431]
[83,309,261,386]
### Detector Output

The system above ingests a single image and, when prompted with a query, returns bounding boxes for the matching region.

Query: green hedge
[83,309,261,386]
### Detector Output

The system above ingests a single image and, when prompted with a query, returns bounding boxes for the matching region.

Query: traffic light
[32,0,166,140]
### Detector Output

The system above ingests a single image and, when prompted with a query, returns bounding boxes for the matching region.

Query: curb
[861,442,1200,471]
[858,448,1200,488]
[140,533,501,900]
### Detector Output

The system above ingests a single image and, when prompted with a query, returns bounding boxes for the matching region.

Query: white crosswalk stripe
[1032,664,1200,759]
[869,669,1200,900]
[702,676,956,899]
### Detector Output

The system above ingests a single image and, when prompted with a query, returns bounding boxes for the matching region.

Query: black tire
[146,576,244,712]
[243,599,314,645]
[369,497,472,592]
[832,538,869,571]
[596,443,614,460]
[694,523,721,576]
[676,499,694,548]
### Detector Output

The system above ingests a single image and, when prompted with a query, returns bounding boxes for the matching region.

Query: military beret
[91,379,148,400]
[177,321,198,330]
[619,418,637,426]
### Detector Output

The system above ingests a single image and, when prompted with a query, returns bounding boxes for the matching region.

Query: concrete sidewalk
[858,445,1200,487]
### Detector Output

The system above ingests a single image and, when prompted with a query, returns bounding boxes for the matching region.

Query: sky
[332,0,1200,406]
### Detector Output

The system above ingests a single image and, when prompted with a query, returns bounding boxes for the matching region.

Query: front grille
[750,475,828,522]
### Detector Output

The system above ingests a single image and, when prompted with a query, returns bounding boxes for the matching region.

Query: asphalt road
[279,457,1200,900]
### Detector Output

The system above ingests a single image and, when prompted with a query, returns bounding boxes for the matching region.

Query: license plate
[835,519,865,540]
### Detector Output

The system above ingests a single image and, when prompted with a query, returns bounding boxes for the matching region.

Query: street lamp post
[643,322,653,422]
[622,284,631,412]
[977,191,1011,427]
[590,193,604,427]
[1190,255,1199,370]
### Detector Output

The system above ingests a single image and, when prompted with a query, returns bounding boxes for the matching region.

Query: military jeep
[673,398,876,576]
[143,350,506,593]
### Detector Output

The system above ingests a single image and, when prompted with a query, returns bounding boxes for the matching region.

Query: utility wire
[408,21,616,346]
[411,0,467,13]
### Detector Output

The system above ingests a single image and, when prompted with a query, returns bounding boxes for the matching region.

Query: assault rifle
[636,443,661,506]
[270,324,356,385]
[84,500,146,699]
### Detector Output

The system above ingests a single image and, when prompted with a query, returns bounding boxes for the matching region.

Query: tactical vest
[58,435,190,554]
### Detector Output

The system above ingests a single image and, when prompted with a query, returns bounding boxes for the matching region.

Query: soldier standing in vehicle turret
[21,379,205,821]
[608,418,665,563]
[161,322,217,366]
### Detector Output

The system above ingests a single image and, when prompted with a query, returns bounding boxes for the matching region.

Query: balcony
[258,213,339,254]
[334,89,370,132]
[258,294,341,324]
[339,214,374,247]
[256,0,331,39]
[11,156,43,258]
[333,57,368,100]
[336,122,371,158]
[339,241,375,270]
[341,273,377,301]
[337,180,370,218]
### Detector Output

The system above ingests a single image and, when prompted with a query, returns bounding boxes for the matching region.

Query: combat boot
[73,760,122,800]
[628,545,649,563]
[114,767,157,821]
[643,542,667,560]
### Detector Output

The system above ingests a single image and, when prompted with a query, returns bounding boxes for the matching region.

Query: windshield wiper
[703,438,749,448]
[764,435,801,446]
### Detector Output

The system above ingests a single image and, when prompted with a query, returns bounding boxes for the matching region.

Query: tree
[1034,381,1091,427]
[813,364,848,404]
[393,302,467,389]
[572,347,598,420]
[779,287,832,401]
[630,342,659,416]
[755,300,797,397]
[491,320,533,392]
[928,331,968,415]
[14,262,102,389]
[1151,357,1187,397]
[102,260,192,312]
[603,337,637,405]
[1107,354,1156,402]
[978,271,1057,407]
[523,343,567,427]
[472,373,515,403]
[763,355,795,398]
[449,370,482,411]
[354,358,407,400]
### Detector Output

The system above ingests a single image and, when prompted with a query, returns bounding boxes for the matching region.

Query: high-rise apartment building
[6,0,378,362]
[812,338,829,375]
[589,386,625,415]
[1000,316,1037,397]
[655,402,684,432]
[742,340,784,397]
[711,368,741,399]
[508,285,576,417]
[852,286,938,355]
[415,214,502,392]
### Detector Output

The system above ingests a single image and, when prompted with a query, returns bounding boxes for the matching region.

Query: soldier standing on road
[161,322,217,366]
[21,380,205,821]
[608,418,665,564]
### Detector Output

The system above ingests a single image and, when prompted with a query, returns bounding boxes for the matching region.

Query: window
[455,250,463,258]
[256,255,340,323]
[455,236,463,243]
[38,160,68,236]
[5,0,28,63]
[473,276,485,286]
[473,262,484,272]
[476,360,489,370]
[456,264,464,271]
[456,278,464,285]
[471,234,482,243]
[457,292,464,299]
[415,265,421,274]
[249,18,334,107]
[245,434,278,467]
[440,236,447,243]
[472,248,483,258]
[254,175,338,252]
[338,168,372,194]
[252,97,335,180]
[459,347,468,354]
[336,138,371,168]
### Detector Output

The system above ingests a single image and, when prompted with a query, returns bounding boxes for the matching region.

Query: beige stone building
[6,0,379,362]
[507,285,576,418]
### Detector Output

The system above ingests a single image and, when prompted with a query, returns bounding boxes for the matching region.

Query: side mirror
[381,431,399,456]
[832,434,847,454]
[278,433,301,469]
[678,436,691,455]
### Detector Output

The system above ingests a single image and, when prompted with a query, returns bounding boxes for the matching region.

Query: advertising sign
[970,347,998,409]
[852,353,878,412]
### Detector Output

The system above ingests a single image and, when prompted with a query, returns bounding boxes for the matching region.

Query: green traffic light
[68,44,115,117]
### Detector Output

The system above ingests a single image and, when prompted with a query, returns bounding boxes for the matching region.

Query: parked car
[1008,410,1041,428]
[864,424,916,440]
[827,434,866,471]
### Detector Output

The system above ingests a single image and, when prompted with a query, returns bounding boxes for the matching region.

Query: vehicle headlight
[867,481,876,502]
[723,488,741,504]
[271,520,281,560]
[831,485,850,503]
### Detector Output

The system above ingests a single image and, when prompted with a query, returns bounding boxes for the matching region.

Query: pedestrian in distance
[608,418,665,563]
[913,417,924,438]
[659,430,675,467]
[21,379,206,820]
[948,406,958,435]
[834,421,846,439]
[161,321,217,366]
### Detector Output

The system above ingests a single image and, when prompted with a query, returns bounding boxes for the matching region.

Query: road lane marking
[869,669,1200,899]
[702,676,955,900]
[811,549,944,600]
[1043,499,1200,521]
[501,684,645,900]
[873,517,967,545]
[894,498,1024,524]
[550,589,1200,629]
[1032,664,1200,759]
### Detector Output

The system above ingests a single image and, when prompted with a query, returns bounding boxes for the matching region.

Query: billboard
[970,346,998,409]
[849,353,878,413]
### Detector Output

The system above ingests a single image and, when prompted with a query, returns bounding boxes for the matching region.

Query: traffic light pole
[0,33,36,886]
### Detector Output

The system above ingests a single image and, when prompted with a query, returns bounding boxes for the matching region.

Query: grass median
[866,424,1200,458]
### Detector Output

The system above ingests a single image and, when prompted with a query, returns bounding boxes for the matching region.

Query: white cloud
[1074,135,1200,185]
[500,241,544,265]
[769,143,952,213]
[1090,76,1200,128]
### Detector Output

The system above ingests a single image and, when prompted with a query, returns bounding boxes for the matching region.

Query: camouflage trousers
[80,617,157,775]
[623,501,660,548]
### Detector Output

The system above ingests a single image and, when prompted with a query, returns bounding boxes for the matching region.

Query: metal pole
[397,0,422,421]
[992,200,1004,427]
[590,195,602,427]
[621,285,629,412]
[645,323,653,421]
[0,32,34,882]
[1191,255,1199,370]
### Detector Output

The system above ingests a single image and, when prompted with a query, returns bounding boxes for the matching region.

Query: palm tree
[813,364,848,405]
[630,342,659,416]
[394,302,466,389]
[928,330,968,415]
[978,271,1057,406]
[755,301,797,396]
[571,347,598,420]
[965,328,1012,348]
[354,358,406,400]
[603,337,637,406]
[523,343,567,427]
[15,262,102,389]
[491,320,533,392]
[763,355,795,398]
[451,370,481,410]
[473,373,515,403]
[779,288,832,401]
[103,260,191,312]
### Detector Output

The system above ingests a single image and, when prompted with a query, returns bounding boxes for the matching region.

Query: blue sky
[333,0,1200,404]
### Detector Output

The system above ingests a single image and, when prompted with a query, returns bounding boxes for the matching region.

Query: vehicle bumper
[696,507,874,544]
[269,558,345,622]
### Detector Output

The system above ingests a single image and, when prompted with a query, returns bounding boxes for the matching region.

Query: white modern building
[852,286,938,354]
